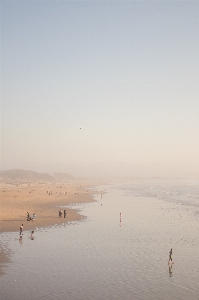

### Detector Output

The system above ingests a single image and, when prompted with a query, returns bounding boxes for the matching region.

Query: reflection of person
[168,259,174,277]
[119,213,122,226]
[19,234,23,243]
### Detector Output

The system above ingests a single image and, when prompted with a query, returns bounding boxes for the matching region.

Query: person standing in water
[169,248,173,261]
[20,224,23,235]
[30,230,34,239]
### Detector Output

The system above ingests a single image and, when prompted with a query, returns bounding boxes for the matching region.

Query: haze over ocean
[1,1,199,178]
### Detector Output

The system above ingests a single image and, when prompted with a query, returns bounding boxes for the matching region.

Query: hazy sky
[1,0,199,178]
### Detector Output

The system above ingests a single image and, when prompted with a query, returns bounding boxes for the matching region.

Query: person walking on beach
[64,210,66,218]
[59,209,62,218]
[169,248,173,261]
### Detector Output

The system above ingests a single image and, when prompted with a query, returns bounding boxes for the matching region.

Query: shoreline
[0,180,104,276]
[0,180,101,233]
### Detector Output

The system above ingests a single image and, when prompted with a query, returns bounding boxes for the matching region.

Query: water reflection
[168,259,174,277]
[19,234,23,244]
[169,264,173,277]
[1,181,199,300]
[119,213,122,227]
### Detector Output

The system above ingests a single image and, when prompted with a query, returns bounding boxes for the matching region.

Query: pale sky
[1,0,199,178]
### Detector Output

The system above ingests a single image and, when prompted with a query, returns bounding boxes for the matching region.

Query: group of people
[19,222,35,243]
[27,212,36,221]
[19,219,36,243]
[59,209,66,218]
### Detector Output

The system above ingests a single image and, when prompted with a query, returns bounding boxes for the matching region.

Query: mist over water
[1,179,199,300]
[2,160,199,180]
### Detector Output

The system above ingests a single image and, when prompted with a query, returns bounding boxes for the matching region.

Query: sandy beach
[0,180,98,233]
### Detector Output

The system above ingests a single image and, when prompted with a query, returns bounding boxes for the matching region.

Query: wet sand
[0,245,12,277]
[1,180,199,299]
[0,180,104,272]
[0,180,99,234]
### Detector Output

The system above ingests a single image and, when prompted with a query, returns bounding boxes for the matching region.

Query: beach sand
[0,180,98,234]
[0,180,100,275]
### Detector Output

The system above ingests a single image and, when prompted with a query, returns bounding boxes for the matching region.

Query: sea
[0,179,199,300]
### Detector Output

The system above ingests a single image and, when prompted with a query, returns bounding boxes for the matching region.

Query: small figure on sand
[64,210,66,218]
[27,212,33,221]
[59,209,62,218]
[32,213,36,220]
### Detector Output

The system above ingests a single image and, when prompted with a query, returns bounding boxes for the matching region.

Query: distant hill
[0,169,55,183]
[54,172,74,182]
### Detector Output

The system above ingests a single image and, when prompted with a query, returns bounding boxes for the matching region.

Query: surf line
[171,283,197,294]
